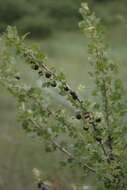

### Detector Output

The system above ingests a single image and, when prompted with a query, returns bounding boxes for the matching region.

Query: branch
[102,79,114,162]
[51,139,73,158]
[30,119,96,174]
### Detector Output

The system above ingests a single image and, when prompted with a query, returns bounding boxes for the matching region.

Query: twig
[30,119,96,173]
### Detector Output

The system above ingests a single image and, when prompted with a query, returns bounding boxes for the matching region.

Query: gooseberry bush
[0,2,127,190]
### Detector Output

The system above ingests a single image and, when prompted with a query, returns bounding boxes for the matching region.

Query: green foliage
[0,2,127,190]
[79,3,127,189]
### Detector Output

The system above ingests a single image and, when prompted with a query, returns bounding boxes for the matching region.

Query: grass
[0,25,127,189]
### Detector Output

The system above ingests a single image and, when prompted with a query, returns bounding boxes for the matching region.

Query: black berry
[95,118,101,123]
[51,81,57,87]
[33,64,39,70]
[15,76,20,80]
[45,72,52,78]
[70,91,78,100]
[38,182,42,189]
[76,113,82,120]
[30,60,35,64]
[83,126,89,131]
[64,85,69,91]
[96,136,102,142]
[37,182,49,190]
[38,70,43,75]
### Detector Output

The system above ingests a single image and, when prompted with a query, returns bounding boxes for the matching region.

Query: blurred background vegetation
[0,0,127,189]
[0,0,127,38]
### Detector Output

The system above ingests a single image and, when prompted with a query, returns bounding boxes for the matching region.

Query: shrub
[0,2,127,190]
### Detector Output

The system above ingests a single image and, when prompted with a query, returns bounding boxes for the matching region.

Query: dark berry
[95,118,101,123]
[96,136,102,142]
[38,70,43,75]
[83,126,89,131]
[33,64,39,70]
[38,182,42,188]
[15,76,20,80]
[30,60,35,64]
[76,113,82,120]
[51,81,57,87]
[45,72,52,78]
[64,85,69,91]
[37,182,48,190]
[70,91,78,100]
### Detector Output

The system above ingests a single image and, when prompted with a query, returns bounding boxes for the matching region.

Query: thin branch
[52,139,73,158]
[22,46,86,111]
[30,119,96,173]
[40,64,82,104]
[52,140,96,173]
[99,141,108,158]
[92,122,107,155]
[102,79,114,162]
